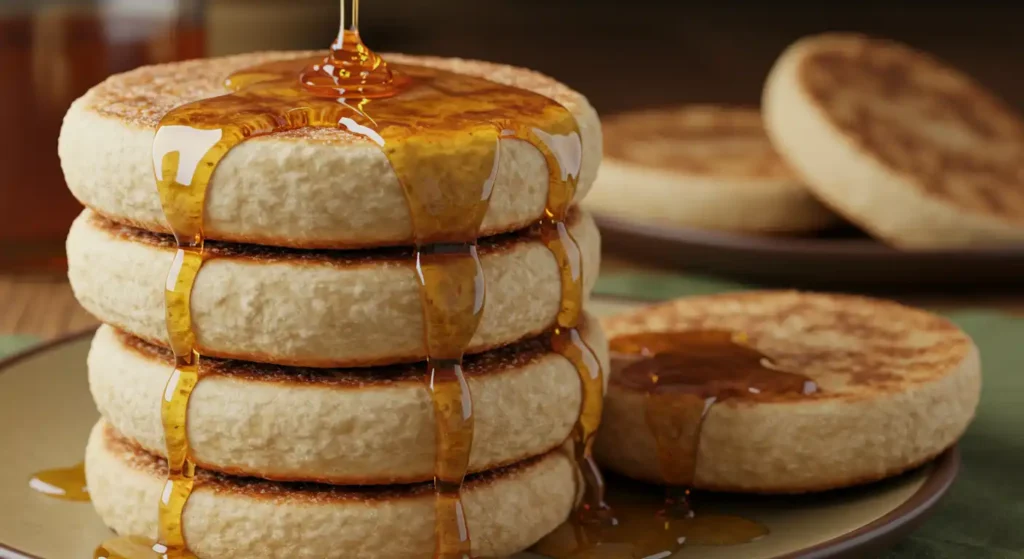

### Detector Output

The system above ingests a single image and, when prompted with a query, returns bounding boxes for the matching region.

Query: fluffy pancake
[59,51,601,249]
[67,209,600,367]
[594,291,980,493]
[584,105,835,233]
[85,421,576,559]
[88,315,608,484]
[763,33,1024,248]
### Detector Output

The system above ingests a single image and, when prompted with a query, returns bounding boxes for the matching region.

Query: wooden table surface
[3,254,1023,341]
[0,276,98,340]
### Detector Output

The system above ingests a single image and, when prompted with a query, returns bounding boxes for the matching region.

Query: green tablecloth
[3,274,1021,557]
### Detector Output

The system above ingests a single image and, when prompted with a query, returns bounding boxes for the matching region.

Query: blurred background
[2,0,1023,274]
[1,0,1022,274]
[2,0,1023,336]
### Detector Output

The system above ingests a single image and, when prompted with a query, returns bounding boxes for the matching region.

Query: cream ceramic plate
[0,297,957,559]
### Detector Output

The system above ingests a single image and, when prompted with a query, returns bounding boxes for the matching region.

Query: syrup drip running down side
[91,1,596,556]
[525,132,608,520]
[536,331,817,557]
[612,330,817,490]
[539,330,816,557]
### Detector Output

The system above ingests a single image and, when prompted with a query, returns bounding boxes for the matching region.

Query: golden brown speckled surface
[797,33,1024,221]
[113,324,577,387]
[100,422,550,502]
[602,290,972,400]
[80,51,584,139]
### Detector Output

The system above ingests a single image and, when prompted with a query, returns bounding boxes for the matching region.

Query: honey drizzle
[28,462,89,502]
[587,331,818,556]
[521,127,609,519]
[618,331,816,491]
[535,331,818,557]
[91,1,596,556]
[415,237,491,557]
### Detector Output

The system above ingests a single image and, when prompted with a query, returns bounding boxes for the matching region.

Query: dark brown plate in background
[596,214,1024,288]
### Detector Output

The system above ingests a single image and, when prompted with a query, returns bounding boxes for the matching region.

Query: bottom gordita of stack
[83,316,609,559]
[86,421,576,559]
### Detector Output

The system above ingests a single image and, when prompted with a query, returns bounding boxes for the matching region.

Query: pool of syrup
[29,330,821,559]
[28,462,89,502]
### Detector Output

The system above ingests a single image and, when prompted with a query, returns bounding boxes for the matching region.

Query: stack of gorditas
[61,35,608,559]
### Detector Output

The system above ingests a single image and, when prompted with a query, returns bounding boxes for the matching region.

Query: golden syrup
[299,1,409,99]
[28,462,89,502]
[94,536,169,559]
[92,0,592,557]
[535,331,817,557]
[535,478,769,558]
[506,120,609,523]
[418,245,487,559]
[615,330,817,487]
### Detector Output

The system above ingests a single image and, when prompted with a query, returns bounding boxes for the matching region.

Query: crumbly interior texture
[67,209,601,367]
[59,52,602,249]
[88,317,609,484]
[86,421,577,559]
[594,291,981,492]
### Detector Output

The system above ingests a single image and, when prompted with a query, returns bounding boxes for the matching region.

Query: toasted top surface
[81,52,585,137]
[602,105,798,181]
[60,52,601,248]
[791,33,1024,221]
[601,291,974,400]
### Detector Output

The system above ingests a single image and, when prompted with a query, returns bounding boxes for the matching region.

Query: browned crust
[101,423,560,500]
[129,428,567,486]
[86,207,582,265]
[110,328,578,483]
[602,290,972,395]
[70,52,594,250]
[602,105,798,181]
[100,310,559,368]
[113,325,581,387]
[86,204,551,251]
[87,206,588,368]
[794,33,1024,222]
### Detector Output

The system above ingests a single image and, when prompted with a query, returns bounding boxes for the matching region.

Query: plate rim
[0,329,959,559]
[776,447,959,559]
[0,329,96,559]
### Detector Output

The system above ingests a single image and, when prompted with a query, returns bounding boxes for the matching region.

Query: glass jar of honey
[0,0,205,274]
